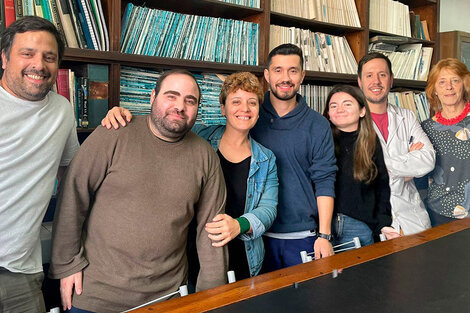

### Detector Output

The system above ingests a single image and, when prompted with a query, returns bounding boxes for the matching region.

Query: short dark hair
[154,69,201,104]
[1,16,65,68]
[267,43,304,69]
[358,52,393,78]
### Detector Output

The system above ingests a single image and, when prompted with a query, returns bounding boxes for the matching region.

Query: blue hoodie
[251,92,337,233]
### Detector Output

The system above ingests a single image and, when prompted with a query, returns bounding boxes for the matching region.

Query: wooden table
[131,218,470,312]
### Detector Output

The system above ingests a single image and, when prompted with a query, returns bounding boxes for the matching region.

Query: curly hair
[425,58,470,114]
[219,72,264,105]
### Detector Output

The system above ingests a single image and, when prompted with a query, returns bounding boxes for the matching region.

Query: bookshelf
[439,31,470,70]
[58,0,440,111]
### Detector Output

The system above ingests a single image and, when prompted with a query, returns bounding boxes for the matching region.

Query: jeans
[69,307,95,313]
[261,236,317,272]
[0,268,46,313]
[333,214,373,248]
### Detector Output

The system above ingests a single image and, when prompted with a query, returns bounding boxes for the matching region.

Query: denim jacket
[192,125,278,276]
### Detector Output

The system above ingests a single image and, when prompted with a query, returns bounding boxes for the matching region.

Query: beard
[365,93,388,105]
[3,68,53,101]
[150,108,195,140]
[270,82,298,101]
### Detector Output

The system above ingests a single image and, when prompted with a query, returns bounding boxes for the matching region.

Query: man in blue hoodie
[101,44,337,271]
[251,44,337,271]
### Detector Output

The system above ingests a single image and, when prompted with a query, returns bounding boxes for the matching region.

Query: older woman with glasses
[422,58,470,226]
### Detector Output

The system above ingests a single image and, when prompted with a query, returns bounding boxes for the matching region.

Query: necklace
[435,103,470,125]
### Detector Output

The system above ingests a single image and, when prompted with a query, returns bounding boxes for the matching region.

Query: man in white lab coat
[357,52,435,235]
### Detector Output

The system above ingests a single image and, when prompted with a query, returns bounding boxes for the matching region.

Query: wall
[440,0,470,33]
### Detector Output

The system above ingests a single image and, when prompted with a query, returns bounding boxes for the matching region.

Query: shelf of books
[2,0,440,127]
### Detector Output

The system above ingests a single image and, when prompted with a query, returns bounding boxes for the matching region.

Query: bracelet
[236,217,250,234]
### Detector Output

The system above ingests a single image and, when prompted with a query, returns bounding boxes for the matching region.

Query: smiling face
[264,54,305,101]
[149,73,199,141]
[222,88,259,133]
[327,92,366,132]
[1,31,59,101]
[435,67,465,110]
[358,58,393,107]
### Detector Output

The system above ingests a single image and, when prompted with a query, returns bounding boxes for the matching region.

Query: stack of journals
[194,73,226,125]
[217,0,260,8]
[13,0,109,50]
[270,25,358,74]
[120,66,160,116]
[271,0,360,27]
[299,84,333,114]
[369,41,433,81]
[369,0,411,37]
[120,3,259,65]
[120,67,226,126]
[388,91,430,122]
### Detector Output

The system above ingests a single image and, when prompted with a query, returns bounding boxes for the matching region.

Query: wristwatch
[317,232,332,241]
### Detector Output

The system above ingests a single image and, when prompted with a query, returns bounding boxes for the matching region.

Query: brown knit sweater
[49,116,228,313]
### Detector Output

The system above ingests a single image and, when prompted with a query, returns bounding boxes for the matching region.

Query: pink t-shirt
[371,112,389,142]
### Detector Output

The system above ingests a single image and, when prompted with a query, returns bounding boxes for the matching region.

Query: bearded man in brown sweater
[49,69,228,313]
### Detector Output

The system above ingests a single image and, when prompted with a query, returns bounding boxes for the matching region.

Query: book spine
[85,64,109,128]
[56,0,79,48]
[15,0,23,20]
[4,0,15,27]
[56,68,70,101]
[80,77,89,128]
[66,0,88,49]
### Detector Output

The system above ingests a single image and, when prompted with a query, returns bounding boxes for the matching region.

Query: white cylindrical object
[49,308,60,313]
[379,233,387,242]
[179,285,188,296]
[227,270,236,283]
[300,250,308,263]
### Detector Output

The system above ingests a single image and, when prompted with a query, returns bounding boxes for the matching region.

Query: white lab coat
[374,104,436,235]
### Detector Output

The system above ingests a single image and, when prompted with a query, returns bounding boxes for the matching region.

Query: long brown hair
[323,85,378,184]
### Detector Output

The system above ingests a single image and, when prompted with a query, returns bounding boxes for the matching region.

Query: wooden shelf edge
[63,48,265,74]
[304,71,358,84]
[393,78,427,89]
[144,0,263,20]
[271,11,363,35]
[369,29,435,45]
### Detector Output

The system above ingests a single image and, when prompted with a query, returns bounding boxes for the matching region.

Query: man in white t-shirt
[0,16,79,312]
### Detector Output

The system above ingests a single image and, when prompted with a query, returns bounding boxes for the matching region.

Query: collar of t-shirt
[370,111,389,142]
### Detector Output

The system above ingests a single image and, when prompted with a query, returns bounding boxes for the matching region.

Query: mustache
[23,69,50,78]
[166,109,186,118]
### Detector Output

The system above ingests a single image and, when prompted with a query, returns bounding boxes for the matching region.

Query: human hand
[381,226,401,240]
[314,237,334,260]
[60,271,83,311]
[101,107,133,129]
[205,214,241,247]
[409,141,424,152]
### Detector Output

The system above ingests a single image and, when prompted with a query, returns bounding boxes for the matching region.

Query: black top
[334,130,392,236]
[217,150,251,280]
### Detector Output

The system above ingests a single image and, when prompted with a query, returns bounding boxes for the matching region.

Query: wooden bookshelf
[60,0,440,107]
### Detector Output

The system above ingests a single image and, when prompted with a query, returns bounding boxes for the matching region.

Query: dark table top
[132,219,470,313]
[212,228,470,313]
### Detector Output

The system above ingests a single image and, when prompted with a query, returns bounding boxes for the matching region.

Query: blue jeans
[261,236,317,272]
[69,307,95,313]
[333,214,373,248]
